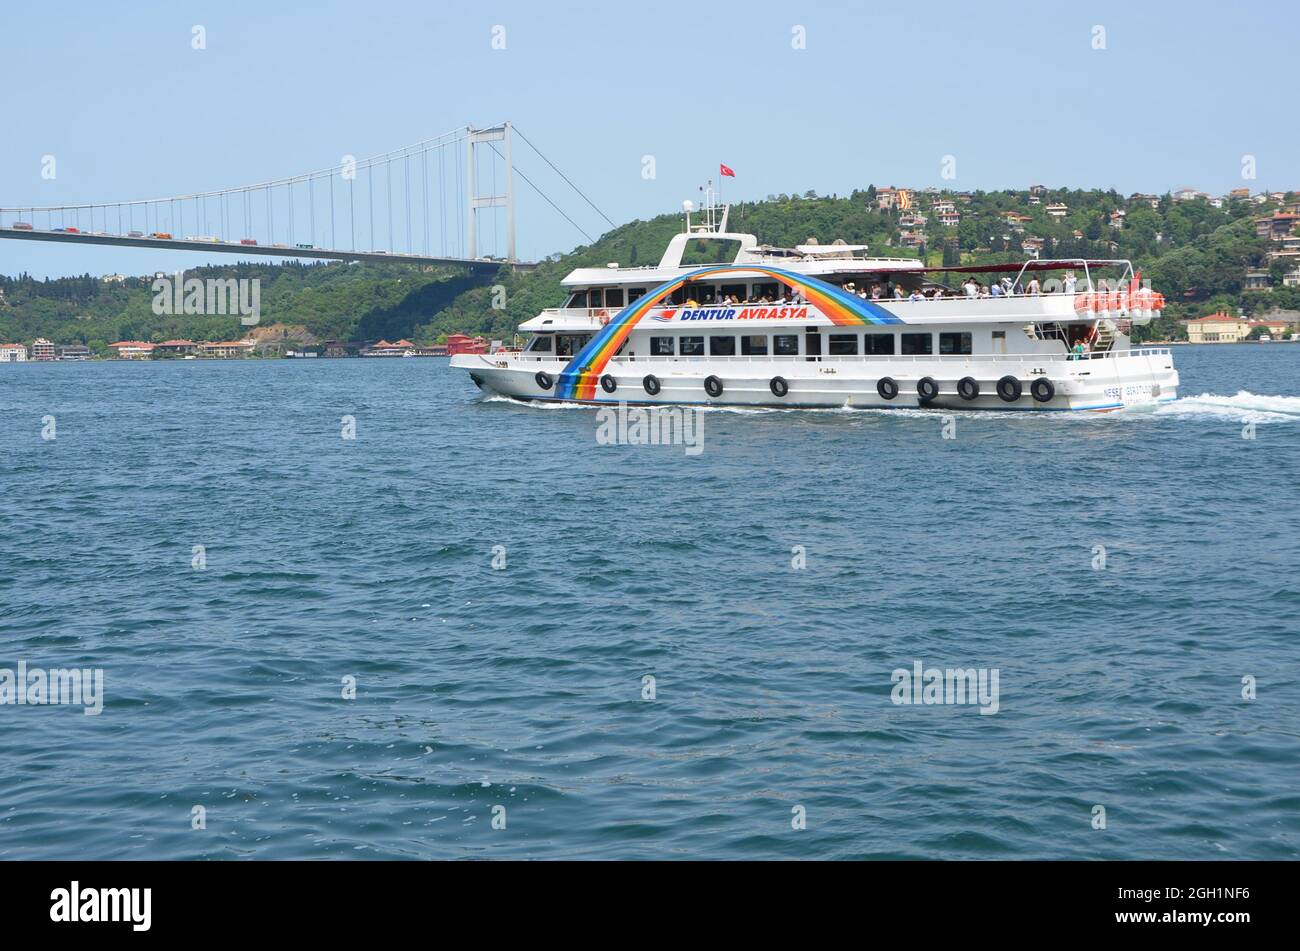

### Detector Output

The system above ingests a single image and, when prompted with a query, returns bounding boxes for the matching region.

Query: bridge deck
[0,229,533,271]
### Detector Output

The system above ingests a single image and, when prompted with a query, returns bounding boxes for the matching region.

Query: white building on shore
[1,343,29,362]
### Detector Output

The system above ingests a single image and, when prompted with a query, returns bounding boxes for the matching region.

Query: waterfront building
[361,339,416,357]
[1,343,28,362]
[446,334,489,355]
[198,340,254,358]
[108,341,156,359]
[30,338,56,361]
[57,344,91,360]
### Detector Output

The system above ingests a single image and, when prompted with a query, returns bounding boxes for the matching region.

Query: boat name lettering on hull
[677,306,810,321]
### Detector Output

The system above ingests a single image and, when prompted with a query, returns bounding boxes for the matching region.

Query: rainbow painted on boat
[556,265,903,401]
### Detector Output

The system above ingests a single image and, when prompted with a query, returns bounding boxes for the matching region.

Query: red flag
[720,163,735,178]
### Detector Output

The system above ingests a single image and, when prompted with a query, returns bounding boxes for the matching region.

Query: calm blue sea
[1,345,1297,860]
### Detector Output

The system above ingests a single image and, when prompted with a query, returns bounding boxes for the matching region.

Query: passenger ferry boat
[452,205,1179,412]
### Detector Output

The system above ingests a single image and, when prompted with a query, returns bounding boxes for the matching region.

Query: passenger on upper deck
[1063,272,1078,294]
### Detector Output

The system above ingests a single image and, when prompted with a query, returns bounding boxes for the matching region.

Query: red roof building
[445,334,488,355]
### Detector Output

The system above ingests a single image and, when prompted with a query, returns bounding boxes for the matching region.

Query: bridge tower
[466,123,515,263]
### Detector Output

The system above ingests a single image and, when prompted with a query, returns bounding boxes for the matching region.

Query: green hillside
[3,186,1297,352]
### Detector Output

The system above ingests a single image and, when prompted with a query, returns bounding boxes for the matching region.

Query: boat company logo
[50,882,151,931]
[595,401,704,456]
[677,306,811,321]
[890,660,1000,715]
[0,662,104,715]
[151,269,262,326]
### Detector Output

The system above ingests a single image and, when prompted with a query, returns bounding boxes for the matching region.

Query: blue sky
[1,0,1295,278]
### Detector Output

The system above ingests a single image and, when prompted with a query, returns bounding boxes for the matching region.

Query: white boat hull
[454,349,1179,413]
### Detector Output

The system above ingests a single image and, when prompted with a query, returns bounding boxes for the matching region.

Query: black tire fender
[917,376,939,402]
[877,377,899,400]
[769,376,789,397]
[535,370,553,390]
[1031,377,1055,403]
[704,375,724,398]
[642,374,661,396]
[996,375,1022,402]
[957,376,980,400]
[600,374,617,394]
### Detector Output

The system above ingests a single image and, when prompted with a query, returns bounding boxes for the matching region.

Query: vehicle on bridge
[10,222,32,231]
[240,238,258,246]
[127,230,144,238]
[149,231,172,239]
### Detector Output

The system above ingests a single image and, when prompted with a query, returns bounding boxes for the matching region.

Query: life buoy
[600,374,617,394]
[1030,377,1055,403]
[595,309,610,326]
[535,370,553,390]
[769,376,789,398]
[1073,292,1092,316]
[704,375,724,398]
[957,376,980,400]
[917,376,939,402]
[877,377,899,400]
[642,374,661,396]
[996,375,1022,402]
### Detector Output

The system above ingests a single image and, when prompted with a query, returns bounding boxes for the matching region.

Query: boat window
[805,329,822,358]
[567,291,588,309]
[901,332,933,355]
[720,283,747,301]
[527,335,553,353]
[864,333,895,355]
[828,333,859,355]
[650,336,674,356]
[696,286,717,304]
[940,332,972,355]
[589,288,604,308]
[773,334,799,356]
[605,288,625,308]
[555,334,591,357]
[679,336,705,356]
[710,335,736,356]
[669,287,687,305]
[628,287,646,303]
[752,282,780,302]
[741,334,768,356]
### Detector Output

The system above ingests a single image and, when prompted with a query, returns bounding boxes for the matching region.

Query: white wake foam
[1154,391,1300,423]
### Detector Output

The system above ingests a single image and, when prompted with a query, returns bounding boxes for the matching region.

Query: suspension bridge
[0,122,613,273]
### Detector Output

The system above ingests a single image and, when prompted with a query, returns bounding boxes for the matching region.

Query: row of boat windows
[527,331,978,357]
[646,332,973,356]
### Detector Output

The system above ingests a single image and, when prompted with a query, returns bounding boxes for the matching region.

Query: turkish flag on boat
[720,164,735,178]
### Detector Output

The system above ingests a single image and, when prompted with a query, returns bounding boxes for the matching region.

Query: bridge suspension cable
[1,122,613,266]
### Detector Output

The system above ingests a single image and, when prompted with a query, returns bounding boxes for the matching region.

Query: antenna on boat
[682,199,694,234]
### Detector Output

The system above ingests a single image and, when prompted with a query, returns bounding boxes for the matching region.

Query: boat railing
[536,289,1156,322]
[607,348,1172,365]
[498,348,1171,366]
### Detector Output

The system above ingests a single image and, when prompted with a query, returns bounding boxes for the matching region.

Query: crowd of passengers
[836,272,1079,301]
[675,271,1082,307]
